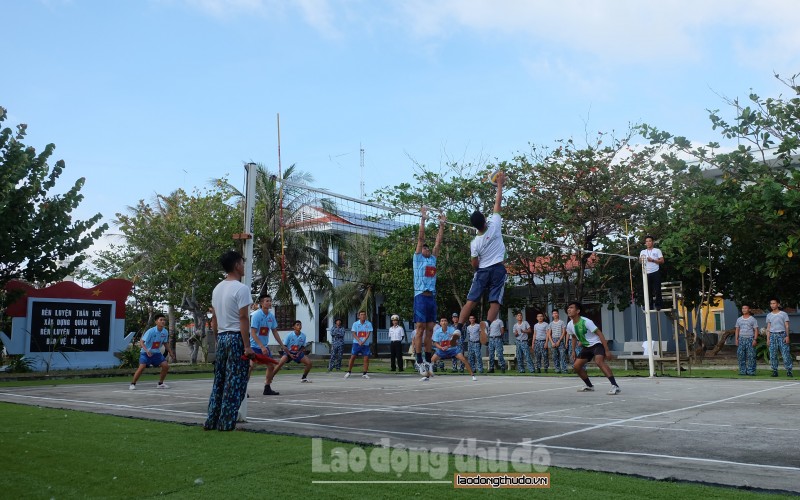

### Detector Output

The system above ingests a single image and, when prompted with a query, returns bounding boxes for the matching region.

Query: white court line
[4,391,799,473]
[220,412,800,474]
[519,382,799,446]
[0,392,206,419]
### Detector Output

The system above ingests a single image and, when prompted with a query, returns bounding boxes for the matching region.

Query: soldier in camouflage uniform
[735,304,759,376]
[547,310,568,373]
[487,318,507,373]
[512,312,534,373]
[466,315,484,373]
[766,298,793,378]
[532,313,549,373]
[327,318,346,371]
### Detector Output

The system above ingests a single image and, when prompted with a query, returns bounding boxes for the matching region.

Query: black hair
[644,235,655,242]
[293,320,302,326]
[220,250,243,273]
[154,313,166,321]
[567,301,582,313]
[470,210,486,231]
[258,292,272,301]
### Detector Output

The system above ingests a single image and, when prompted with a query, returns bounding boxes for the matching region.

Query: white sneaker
[157,383,169,389]
[420,376,429,382]
[472,376,477,381]
[344,372,351,379]
[577,386,595,392]
[425,362,434,377]
[301,378,312,383]
[416,362,427,376]
[362,374,370,379]
[129,384,136,390]
[607,385,621,395]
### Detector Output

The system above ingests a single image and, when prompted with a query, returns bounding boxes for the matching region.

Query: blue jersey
[413,252,438,296]
[141,326,169,354]
[352,320,373,345]
[433,325,456,349]
[250,309,278,349]
[284,332,307,356]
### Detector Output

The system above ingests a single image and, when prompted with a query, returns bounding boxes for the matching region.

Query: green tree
[217,164,338,315]
[0,106,107,289]
[639,72,800,308]
[87,186,239,358]
[504,129,671,309]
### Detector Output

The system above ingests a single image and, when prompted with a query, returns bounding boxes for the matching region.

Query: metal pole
[641,257,655,377]
[243,163,257,291]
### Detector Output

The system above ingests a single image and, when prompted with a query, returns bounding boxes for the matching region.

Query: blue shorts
[284,350,305,363]
[139,352,167,367]
[351,343,371,357]
[435,347,461,359]
[413,293,437,324]
[252,346,273,357]
[467,262,507,303]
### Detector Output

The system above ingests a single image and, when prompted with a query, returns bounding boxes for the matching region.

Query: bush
[5,355,33,373]
[115,345,140,369]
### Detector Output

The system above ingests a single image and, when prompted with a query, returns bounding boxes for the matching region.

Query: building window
[275,304,297,330]
[714,313,722,331]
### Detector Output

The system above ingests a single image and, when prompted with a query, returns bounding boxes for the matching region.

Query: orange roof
[509,253,599,274]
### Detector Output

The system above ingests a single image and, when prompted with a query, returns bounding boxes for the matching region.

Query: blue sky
[4,0,800,249]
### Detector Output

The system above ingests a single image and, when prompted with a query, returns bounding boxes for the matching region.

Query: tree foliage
[504,129,671,309]
[640,72,800,307]
[0,106,107,289]
[85,186,240,342]
[217,164,338,315]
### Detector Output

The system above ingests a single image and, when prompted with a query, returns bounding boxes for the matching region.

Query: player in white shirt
[639,236,665,310]
[453,171,507,340]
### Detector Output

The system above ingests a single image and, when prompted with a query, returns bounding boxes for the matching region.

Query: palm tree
[322,234,382,354]
[216,164,339,316]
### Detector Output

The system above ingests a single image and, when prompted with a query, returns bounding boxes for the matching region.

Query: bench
[482,344,517,370]
[402,345,417,367]
[617,341,676,370]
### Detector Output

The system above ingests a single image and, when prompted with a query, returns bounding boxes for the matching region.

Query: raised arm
[493,171,505,214]
[432,213,446,257]
[415,206,427,254]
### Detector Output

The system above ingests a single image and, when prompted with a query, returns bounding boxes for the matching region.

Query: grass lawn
[0,402,792,499]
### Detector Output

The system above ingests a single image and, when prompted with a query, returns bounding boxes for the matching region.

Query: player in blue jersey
[249,293,286,395]
[130,313,175,390]
[426,317,477,382]
[412,207,446,376]
[345,311,373,379]
[272,320,313,383]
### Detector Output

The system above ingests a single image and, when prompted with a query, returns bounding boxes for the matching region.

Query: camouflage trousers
[736,337,756,375]
[551,341,568,373]
[468,341,484,373]
[487,337,507,370]
[768,332,793,374]
[328,339,344,371]
[515,341,535,373]
[204,333,249,431]
[533,340,549,371]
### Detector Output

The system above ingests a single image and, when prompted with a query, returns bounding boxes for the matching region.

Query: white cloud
[174,0,800,67]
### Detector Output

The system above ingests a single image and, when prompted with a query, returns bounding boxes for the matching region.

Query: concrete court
[0,372,798,494]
